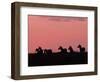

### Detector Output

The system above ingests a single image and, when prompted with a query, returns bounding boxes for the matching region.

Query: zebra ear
[78,44,80,47]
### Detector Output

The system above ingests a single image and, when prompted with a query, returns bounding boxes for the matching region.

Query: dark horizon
[28,45,88,67]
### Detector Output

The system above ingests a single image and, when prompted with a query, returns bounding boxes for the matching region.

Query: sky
[28,15,88,53]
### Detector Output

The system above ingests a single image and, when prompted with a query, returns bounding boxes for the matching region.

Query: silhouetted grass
[28,52,88,66]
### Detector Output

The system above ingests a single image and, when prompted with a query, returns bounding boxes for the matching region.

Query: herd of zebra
[35,44,86,55]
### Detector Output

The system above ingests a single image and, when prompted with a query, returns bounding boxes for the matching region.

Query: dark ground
[28,52,88,66]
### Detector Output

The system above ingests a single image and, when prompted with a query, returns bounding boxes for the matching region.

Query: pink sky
[28,15,88,53]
